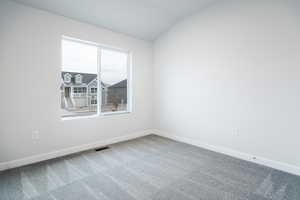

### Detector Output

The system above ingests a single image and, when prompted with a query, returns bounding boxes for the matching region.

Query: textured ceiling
[11,0,218,41]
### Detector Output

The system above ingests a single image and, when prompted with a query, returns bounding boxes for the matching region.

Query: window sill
[61,114,98,121]
[61,111,131,121]
[101,111,131,116]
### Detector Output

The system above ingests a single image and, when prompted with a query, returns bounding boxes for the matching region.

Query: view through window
[101,49,128,113]
[61,38,129,118]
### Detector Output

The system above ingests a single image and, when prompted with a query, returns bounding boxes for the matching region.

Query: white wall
[2,0,300,173]
[154,0,300,168]
[0,0,153,163]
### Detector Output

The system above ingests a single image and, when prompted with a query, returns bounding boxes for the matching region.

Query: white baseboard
[153,129,300,176]
[3,128,300,177]
[0,129,154,171]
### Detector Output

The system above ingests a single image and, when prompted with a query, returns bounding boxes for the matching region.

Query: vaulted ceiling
[11,0,218,41]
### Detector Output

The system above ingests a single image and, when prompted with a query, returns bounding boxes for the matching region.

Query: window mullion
[127,53,131,113]
[97,47,102,115]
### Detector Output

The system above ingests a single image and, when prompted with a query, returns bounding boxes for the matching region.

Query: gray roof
[109,79,127,88]
[62,71,96,85]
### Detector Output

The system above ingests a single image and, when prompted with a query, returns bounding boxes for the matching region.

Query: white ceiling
[11,0,218,41]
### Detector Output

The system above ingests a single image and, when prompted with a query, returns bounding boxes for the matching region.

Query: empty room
[1,0,300,199]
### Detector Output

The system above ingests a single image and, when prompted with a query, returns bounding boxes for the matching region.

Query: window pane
[101,49,128,113]
[61,39,98,118]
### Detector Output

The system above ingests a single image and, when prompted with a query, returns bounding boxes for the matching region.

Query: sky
[62,39,127,85]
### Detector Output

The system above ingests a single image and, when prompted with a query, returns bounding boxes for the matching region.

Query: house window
[73,87,86,93]
[61,37,131,119]
[91,88,97,93]
[64,73,72,83]
[75,74,82,84]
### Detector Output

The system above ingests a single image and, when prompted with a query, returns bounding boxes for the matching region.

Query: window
[91,99,97,105]
[75,74,82,84]
[73,87,86,94]
[91,88,97,93]
[101,49,128,113]
[64,73,72,83]
[61,39,98,118]
[61,37,130,119]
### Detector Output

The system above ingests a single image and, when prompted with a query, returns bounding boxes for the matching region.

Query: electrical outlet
[32,130,39,140]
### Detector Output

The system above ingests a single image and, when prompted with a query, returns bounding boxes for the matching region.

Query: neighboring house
[61,71,127,111]
[107,80,127,104]
[61,71,108,110]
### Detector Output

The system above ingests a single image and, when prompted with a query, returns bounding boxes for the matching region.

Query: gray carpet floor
[1,135,300,200]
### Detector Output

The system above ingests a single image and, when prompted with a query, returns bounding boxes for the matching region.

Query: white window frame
[61,36,132,120]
